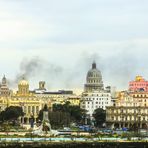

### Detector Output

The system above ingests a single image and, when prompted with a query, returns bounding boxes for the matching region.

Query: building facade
[129,76,148,92]
[0,75,11,97]
[106,106,148,129]
[81,91,112,118]
[10,78,44,124]
[0,76,11,111]
[106,91,148,129]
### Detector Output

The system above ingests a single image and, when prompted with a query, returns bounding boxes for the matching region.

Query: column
[119,123,121,129]
[127,123,130,128]
[34,118,36,123]
[34,106,36,116]
[19,116,21,124]
[27,118,29,124]
[22,116,24,124]
[123,123,125,128]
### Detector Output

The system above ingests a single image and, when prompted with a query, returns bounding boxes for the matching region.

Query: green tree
[93,108,106,127]
[0,106,24,123]
[53,101,86,123]
[38,102,86,128]
[38,109,71,128]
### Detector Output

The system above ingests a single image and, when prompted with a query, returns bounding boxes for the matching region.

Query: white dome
[86,62,103,84]
[87,69,101,80]
[84,62,104,92]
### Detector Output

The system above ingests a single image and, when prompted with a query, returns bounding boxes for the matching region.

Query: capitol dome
[84,62,104,92]
[87,62,102,83]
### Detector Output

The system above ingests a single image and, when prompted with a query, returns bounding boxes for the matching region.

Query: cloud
[0,0,148,92]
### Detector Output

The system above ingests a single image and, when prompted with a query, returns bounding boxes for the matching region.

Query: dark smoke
[9,56,64,89]
[15,57,42,82]
[8,50,142,91]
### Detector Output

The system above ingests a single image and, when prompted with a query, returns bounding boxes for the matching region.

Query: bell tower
[39,81,46,90]
[0,75,10,96]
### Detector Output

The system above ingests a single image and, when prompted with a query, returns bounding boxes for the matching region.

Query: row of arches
[113,123,147,129]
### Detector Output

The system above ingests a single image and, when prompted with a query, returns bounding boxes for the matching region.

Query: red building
[129,76,148,92]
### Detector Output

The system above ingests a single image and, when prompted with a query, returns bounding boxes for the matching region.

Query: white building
[81,91,112,117]
[81,62,113,118]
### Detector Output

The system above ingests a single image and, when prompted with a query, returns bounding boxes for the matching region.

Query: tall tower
[0,75,10,96]
[39,81,46,90]
[84,62,104,92]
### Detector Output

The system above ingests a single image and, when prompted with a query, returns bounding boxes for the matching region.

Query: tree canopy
[93,108,106,127]
[0,106,24,122]
[38,102,86,128]
[53,102,86,122]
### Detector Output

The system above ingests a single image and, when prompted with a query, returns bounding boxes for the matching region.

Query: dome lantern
[92,61,96,69]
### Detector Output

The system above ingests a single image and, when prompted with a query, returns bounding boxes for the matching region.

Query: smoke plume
[8,50,143,92]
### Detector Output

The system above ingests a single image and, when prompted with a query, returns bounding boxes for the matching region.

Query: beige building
[0,75,11,111]
[9,78,44,124]
[0,77,45,124]
[67,96,80,106]
[106,91,148,129]
[0,76,81,124]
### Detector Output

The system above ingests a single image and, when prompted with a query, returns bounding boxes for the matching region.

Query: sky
[0,0,148,93]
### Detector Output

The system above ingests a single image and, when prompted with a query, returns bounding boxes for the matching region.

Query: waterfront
[0,142,147,148]
[0,137,148,142]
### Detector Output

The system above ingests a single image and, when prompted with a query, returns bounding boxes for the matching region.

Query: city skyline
[0,0,148,92]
